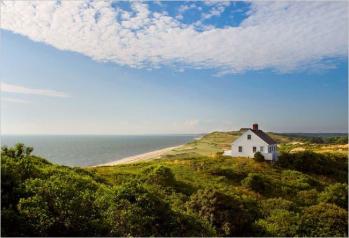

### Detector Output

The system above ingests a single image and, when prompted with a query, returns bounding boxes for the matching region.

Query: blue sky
[1,1,348,134]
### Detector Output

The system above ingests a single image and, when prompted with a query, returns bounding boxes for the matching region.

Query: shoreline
[92,144,183,167]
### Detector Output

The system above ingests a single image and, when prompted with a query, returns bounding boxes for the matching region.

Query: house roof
[250,129,277,145]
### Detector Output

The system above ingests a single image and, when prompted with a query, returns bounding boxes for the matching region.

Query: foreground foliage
[2,137,348,237]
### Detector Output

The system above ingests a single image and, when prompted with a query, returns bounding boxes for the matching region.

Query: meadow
[1,131,348,237]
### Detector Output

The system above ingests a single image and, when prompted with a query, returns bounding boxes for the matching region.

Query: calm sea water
[1,135,197,167]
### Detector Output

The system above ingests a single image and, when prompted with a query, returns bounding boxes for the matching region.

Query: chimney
[252,123,258,130]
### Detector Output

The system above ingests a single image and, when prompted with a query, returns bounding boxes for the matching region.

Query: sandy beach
[93,144,182,167]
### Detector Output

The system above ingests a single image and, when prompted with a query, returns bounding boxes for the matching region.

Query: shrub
[299,203,348,237]
[1,143,34,159]
[107,181,207,237]
[275,151,347,181]
[186,189,253,236]
[318,183,348,208]
[207,167,246,182]
[281,170,315,191]
[259,198,296,217]
[241,173,269,194]
[17,174,106,236]
[253,152,265,162]
[255,209,299,237]
[142,165,176,187]
[296,189,318,206]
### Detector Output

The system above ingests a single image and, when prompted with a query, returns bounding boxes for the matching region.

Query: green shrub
[296,189,318,206]
[281,170,315,191]
[1,143,34,159]
[259,198,296,217]
[253,152,265,162]
[186,189,253,236]
[107,181,208,237]
[142,165,176,187]
[276,152,347,181]
[207,167,246,182]
[299,203,348,237]
[17,174,106,236]
[318,183,348,208]
[241,173,269,194]
[256,209,299,237]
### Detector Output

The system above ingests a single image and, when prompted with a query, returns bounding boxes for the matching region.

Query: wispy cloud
[1,1,347,74]
[2,97,31,104]
[1,82,69,98]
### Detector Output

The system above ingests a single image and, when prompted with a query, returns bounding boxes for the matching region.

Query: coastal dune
[94,145,181,167]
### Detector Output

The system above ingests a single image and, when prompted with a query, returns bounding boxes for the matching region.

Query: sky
[0,0,348,135]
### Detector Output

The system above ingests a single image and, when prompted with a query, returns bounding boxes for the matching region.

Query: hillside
[158,131,348,160]
[1,133,348,237]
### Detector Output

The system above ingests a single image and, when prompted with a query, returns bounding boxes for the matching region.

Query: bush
[253,152,265,162]
[186,189,253,236]
[142,165,176,187]
[318,183,348,208]
[296,189,318,206]
[107,181,207,237]
[207,167,246,182]
[17,174,106,236]
[299,203,348,237]
[241,173,269,194]
[1,143,33,159]
[281,170,315,191]
[259,198,296,217]
[256,209,299,237]
[275,151,347,181]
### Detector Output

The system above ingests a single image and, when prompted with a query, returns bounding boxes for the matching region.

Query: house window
[247,135,251,140]
[238,146,243,152]
[268,146,271,153]
[260,146,264,152]
[253,146,256,153]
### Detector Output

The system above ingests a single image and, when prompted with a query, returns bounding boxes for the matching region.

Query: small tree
[253,152,265,162]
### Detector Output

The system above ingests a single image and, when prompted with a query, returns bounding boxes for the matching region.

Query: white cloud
[1,82,69,98]
[2,97,31,104]
[201,1,231,21]
[1,1,347,74]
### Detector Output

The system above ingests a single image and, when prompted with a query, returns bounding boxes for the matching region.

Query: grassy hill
[1,132,348,237]
[155,131,348,160]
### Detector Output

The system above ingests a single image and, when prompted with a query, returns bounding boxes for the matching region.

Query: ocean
[1,135,197,167]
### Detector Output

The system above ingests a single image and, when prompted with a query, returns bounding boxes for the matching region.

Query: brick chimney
[252,123,258,130]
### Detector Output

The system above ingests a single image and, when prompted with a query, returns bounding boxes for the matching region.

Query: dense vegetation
[2,132,348,237]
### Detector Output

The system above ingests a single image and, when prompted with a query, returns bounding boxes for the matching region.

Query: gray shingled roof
[251,129,277,145]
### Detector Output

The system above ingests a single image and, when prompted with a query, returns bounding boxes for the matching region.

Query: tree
[253,152,265,162]
[298,203,348,237]
[318,183,348,208]
[186,189,253,236]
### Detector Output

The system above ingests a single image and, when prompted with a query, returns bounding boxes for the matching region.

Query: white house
[224,124,278,161]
